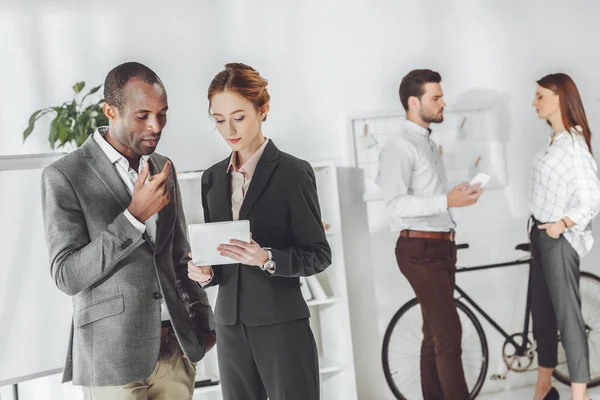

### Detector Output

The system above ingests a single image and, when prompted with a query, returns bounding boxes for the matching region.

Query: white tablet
[188,220,251,266]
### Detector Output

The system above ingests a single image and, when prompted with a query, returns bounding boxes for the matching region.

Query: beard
[420,108,444,124]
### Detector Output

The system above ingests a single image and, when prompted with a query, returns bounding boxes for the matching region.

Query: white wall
[0,0,226,167]
[2,0,600,399]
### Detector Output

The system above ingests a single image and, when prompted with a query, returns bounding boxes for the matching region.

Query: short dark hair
[104,62,162,112]
[399,69,442,111]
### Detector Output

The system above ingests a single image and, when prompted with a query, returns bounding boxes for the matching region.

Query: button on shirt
[377,119,455,232]
[529,127,600,257]
[93,127,170,321]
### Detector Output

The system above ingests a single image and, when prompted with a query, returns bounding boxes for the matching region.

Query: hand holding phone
[469,173,491,190]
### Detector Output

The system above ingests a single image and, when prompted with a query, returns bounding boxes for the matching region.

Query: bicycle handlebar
[454,242,533,273]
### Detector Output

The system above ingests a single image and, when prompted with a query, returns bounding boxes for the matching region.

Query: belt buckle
[449,231,456,242]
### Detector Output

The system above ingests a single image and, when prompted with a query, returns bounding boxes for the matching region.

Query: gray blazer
[41,136,214,386]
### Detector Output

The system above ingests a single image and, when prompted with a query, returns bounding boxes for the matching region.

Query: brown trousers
[395,236,469,400]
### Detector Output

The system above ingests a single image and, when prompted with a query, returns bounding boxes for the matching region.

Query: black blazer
[201,140,332,326]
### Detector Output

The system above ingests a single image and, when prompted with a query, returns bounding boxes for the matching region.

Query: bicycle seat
[515,243,530,252]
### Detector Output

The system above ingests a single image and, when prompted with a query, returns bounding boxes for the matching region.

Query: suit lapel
[238,141,280,220]
[212,158,233,222]
[84,138,132,211]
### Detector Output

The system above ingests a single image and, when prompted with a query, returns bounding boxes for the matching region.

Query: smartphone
[469,173,491,189]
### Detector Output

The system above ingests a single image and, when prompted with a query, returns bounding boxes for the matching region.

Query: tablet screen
[188,220,251,266]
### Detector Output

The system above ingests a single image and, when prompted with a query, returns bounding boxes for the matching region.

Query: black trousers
[530,218,590,383]
[216,318,320,400]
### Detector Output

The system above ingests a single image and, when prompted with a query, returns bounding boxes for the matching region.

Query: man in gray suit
[41,62,215,399]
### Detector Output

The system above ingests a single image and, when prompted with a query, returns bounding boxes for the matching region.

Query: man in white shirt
[378,69,483,400]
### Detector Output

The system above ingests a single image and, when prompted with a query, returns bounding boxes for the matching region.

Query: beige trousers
[82,333,197,400]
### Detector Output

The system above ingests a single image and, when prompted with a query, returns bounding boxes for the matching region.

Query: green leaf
[65,100,77,117]
[87,84,102,96]
[49,117,59,149]
[58,127,68,144]
[81,84,102,104]
[59,107,71,126]
[72,81,85,94]
[75,114,89,143]
[23,108,52,141]
[84,99,104,113]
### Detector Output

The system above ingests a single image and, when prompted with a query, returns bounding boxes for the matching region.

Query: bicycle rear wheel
[382,298,488,399]
[553,271,600,387]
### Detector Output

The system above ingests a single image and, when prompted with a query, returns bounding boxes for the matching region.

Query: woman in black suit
[187,62,331,400]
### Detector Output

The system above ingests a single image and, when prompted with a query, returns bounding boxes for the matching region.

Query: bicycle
[381,242,600,399]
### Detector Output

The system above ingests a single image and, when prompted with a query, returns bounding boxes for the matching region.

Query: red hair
[208,63,270,121]
[537,73,592,153]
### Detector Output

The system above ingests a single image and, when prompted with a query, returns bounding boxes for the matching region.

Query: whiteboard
[0,153,71,386]
[350,108,508,200]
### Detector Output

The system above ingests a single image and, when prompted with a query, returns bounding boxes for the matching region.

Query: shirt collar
[227,138,269,177]
[93,126,150,170]
[550,125,581,145]
[403,119,432,138]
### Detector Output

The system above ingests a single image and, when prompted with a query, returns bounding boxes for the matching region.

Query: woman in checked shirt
[530,73,600,400]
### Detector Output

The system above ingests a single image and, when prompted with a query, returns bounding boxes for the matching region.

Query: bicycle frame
[455,257,532,355]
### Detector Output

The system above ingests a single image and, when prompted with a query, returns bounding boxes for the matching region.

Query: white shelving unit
[179,161,358,400]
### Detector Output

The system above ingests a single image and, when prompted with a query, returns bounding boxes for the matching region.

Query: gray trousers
[530,218,590,383]
[216,318,320,400]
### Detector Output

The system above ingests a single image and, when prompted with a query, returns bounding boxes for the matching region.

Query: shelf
[0,152,66,171]
[312,161,335,171]
[362,192,383,202]
[192,364,343,397]
[319,359,344,376]
[179,160,336,179]
[194,383,221,394]
[306,297,339,307]
[177,171,204,181]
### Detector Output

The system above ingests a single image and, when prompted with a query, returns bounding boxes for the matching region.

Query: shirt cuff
[199,268,214,287]
[565,210,588,232]
[124,210,145,233]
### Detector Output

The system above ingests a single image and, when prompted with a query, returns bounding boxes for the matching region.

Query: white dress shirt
[93,127,170,321]
[529,127,600,257]
[377,119,456,232]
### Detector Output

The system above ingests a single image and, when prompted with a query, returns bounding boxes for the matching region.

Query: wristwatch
[261,248,276,272]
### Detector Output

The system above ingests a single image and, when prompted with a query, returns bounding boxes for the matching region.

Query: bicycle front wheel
[382,298,488,400]
[553,271,600,387]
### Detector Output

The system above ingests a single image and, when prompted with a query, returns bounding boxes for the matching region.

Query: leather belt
[400,230,456,242]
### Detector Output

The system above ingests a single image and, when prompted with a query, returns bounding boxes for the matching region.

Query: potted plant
[23,81,108,150]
